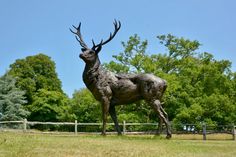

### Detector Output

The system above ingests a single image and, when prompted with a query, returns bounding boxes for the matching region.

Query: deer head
[70,20,121,63]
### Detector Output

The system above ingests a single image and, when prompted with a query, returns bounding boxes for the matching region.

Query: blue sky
[0,0,235,97]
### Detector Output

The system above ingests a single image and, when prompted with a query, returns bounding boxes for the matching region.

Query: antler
[92,20,121,50]
[70,23,89,49]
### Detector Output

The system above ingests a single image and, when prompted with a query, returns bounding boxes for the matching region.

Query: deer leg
[101,98,110,136]
[158,105,169,135]
[109,105,122,135]
[154,105,166,135]
[160,105,169,121]
[151,99,171,139]
[156,117,163,135]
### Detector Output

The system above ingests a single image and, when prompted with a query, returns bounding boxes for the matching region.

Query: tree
[8,53,63,105]
[7,53,71,122]
[0,74,28,121]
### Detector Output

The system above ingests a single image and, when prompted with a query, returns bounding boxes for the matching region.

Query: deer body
[82,56,167,104]
[71,20,172,138]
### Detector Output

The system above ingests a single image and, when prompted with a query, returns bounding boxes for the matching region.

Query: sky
[0,0,235,97]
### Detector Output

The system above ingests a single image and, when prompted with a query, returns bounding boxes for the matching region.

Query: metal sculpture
[70,20,171,138]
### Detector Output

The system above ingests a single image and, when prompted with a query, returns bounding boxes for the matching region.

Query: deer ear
[94,45,102,54]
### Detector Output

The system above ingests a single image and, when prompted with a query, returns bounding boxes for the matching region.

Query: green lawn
[0,132,235,157]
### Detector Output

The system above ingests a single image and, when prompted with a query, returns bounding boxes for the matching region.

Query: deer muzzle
[79,53,84,59]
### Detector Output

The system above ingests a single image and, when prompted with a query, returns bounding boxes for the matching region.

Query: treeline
[0,34,235,127]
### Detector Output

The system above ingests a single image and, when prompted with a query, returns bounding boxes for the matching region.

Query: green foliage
[105,34,148,73]
[116,101,155,123]
[8,53,63,104]
[104,34,236,125]
[0,74,29,120]
[173,103,203,125]
[71,88,101,122]
[28,89,73,122]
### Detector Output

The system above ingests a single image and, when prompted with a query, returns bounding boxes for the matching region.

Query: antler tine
[92,39,104,48]
[92,20,121,50]
[70,23,89,49]
[92,39,96,48]
[101,20,121,45]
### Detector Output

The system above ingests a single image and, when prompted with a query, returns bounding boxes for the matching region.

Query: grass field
[0,132,235,157]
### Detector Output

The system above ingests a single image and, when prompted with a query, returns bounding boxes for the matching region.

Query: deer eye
[89,51,94,54]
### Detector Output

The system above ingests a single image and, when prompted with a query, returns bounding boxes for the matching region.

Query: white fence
[0,119,235,140]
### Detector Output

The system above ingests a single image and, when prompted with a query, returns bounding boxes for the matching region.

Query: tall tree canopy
[7,53,69,121]
[8,53,63,104]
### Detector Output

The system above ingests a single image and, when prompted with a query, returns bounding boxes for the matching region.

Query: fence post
[75,120,78,135]
[202,123,207,140]
[123,121,126,135]
[23,118,27,132]
[232,125,235,141]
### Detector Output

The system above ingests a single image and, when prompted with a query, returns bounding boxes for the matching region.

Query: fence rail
[0,119,235,140]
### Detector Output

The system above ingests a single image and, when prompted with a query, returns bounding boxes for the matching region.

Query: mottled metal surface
[71,21,171,138]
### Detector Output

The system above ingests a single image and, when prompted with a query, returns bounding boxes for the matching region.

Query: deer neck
[83,58,102,89]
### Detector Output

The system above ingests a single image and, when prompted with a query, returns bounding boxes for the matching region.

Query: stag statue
[70,20,171,138]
